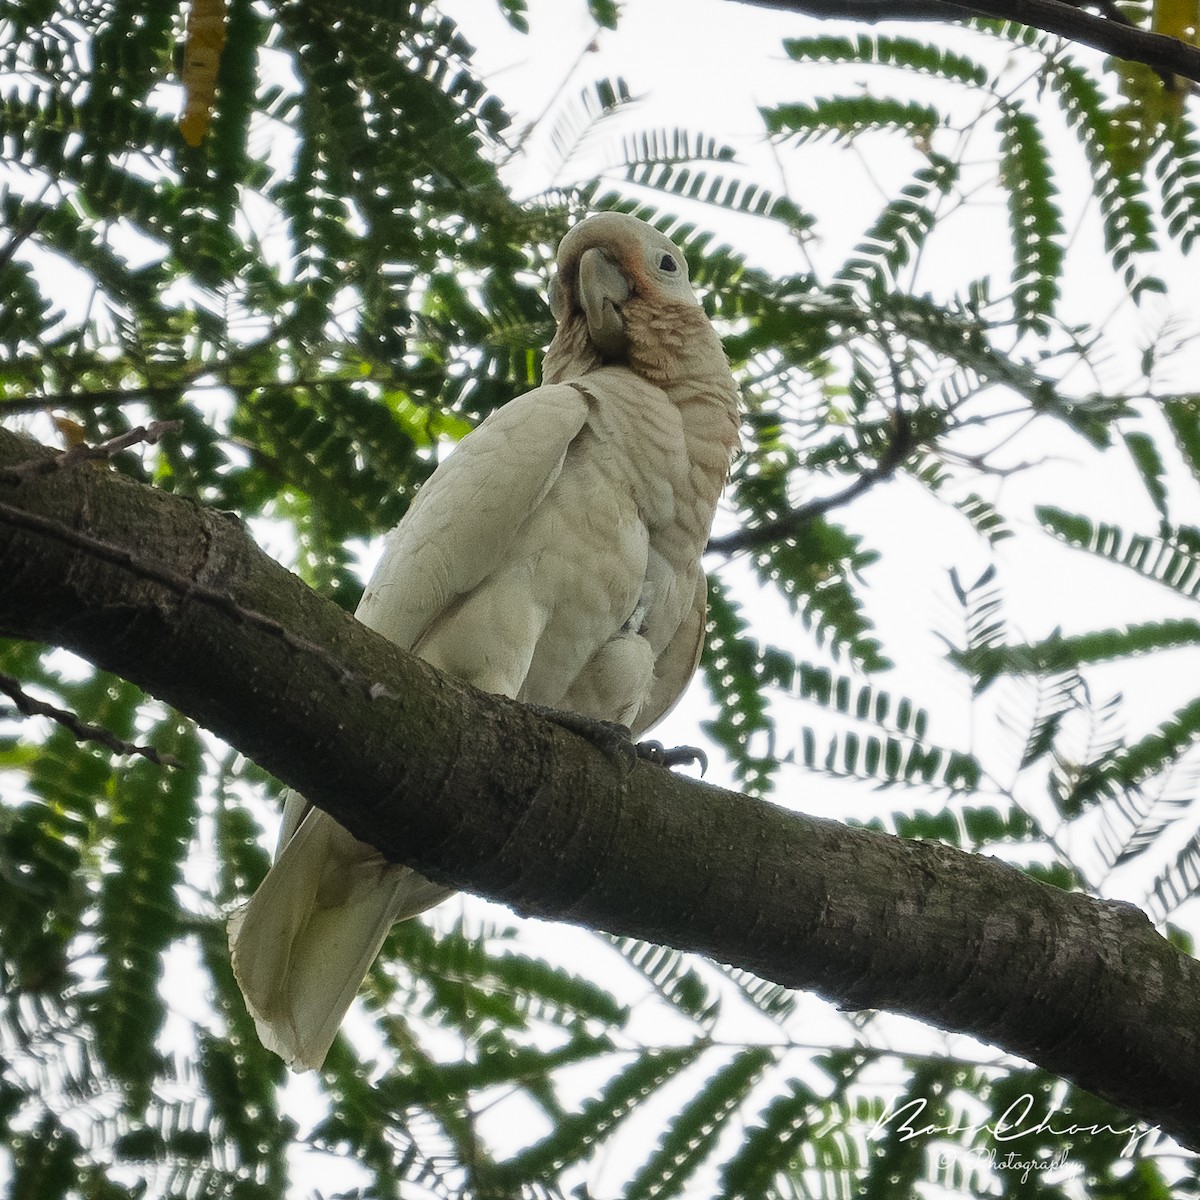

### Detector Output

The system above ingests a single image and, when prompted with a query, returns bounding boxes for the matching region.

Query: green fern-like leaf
[197,930,291,1184]
[92,716,202,1107]
[1163,396,1200,487]
[385,917,627,1033]
[608,937,720,1027]
[1037,507,1200,600]
[379,1030,616,1112]
[1147,827,1200,921]
[230,380,424,599]
[545,76,637,175]
[892,804,1036,850]
[783,33,990,88]
[0,192,168,318]
[1157,110,1200,253]
[718,1077,820,1198]
[856,292,1116,441]
[1095,760,1199,873]
[701,579,778,796]
[802,726,982,792]
[959,620,1200,684]
[1,661,145,991]
[194,0,260,227]
[1006,670,1085,772]
[763,95,945,146]
[9,1113,86,1200]
[1123,428,1171,518]
[620,127,737,167]
[831,157,959,298]
[953,492,1012,545]
[751,525,887,671]
[1045,56,1160,292]
[626,163,810,229]
[861,1061,963,1200]
[625,1048,776,1200]
[495,1045,706,1183]
[781,660,931,742]
[719,965,799,1024]
[997,102,1064,333]
[1067,696,1200,813]
[316,1035,450,1191]
[946,563,1006,691]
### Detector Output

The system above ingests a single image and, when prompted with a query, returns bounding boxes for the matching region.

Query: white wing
[356,383,590,650]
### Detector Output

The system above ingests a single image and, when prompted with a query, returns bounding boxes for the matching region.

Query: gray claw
[527,705,708,776]
[636,740,708,775]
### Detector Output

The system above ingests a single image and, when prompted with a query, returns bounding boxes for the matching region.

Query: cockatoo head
[544,213,720,387]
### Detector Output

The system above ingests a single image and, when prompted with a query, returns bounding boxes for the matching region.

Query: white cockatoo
[228,212,741,1069]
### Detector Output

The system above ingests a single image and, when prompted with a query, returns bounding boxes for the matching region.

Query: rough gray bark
[1,424,1198,1149]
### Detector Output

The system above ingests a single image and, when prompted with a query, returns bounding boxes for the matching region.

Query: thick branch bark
[733,0,1200,85]
[1,425,1198,1149]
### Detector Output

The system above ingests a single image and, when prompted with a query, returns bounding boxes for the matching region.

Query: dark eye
[658,253,678,273]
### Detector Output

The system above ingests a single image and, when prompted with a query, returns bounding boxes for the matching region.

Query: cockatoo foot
[635,740,708,775]
[527,704,640,770]
[528,707,709,775]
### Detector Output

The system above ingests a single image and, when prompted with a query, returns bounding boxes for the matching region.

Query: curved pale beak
[578,247,631,358]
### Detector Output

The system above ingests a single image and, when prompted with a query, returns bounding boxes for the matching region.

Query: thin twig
[0,670,181,768]
[0,420,183,484]
[707,464,889,554]
[0,384,197,416]
[708,415,914,555]
[0,180,55,274]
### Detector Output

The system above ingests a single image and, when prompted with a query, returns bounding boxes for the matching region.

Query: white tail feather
[227,808,451,1070]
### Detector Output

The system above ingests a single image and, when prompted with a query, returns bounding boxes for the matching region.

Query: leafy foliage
[2,2,1200,1199]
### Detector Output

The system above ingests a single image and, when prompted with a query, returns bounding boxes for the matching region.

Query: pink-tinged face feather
[545,213,719,384]
[553,212,700,315]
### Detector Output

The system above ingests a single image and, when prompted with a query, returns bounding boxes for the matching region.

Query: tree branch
[0,419,181,483]
[708,458,900,553]
[709,414,912,554]
[0,670,180,767]
[733,0,1200,85]
[1,425,1198,1148]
